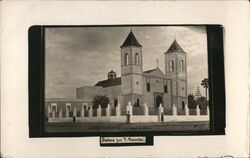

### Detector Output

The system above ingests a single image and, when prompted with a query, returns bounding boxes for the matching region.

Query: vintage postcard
[44,26,210,134]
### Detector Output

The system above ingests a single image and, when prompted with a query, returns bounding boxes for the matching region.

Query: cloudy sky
[45,26,208,98]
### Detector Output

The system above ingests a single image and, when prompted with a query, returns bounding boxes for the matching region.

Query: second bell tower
[165,40,188,110]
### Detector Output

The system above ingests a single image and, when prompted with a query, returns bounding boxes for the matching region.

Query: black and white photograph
[2,1,249,157]
[44,26,210,134]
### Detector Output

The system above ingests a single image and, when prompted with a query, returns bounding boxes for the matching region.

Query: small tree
[188,94,196,109]
[92,95,110,109]
[201,78,209,102]
[197,96,207,109]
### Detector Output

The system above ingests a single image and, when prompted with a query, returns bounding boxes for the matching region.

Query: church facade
[75,30,188,114]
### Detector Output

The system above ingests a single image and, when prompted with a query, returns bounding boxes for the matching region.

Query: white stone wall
[49,115,209,123]
[48,103,209,123]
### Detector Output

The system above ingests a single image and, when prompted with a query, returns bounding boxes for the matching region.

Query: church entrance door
[154,93,163,108]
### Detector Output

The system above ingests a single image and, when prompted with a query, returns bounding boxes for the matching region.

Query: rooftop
[143,68,157,73]
[165,40,186,54]
[120,30,142,48]
[95,77,121,88]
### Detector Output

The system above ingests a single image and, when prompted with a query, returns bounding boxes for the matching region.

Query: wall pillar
[81,109,85,117]
[126,102,133,116]
[143,102,148,116]
[48,106,51,118]
[206,105,209,115]
[59,109,62,118]
[196,105,200,115]
[106,104,111,116]
[184,104,189,116]
[66,108,69,118]
[172,104,177,116]
[116,103,121,116]
[73,107,77,117]
[97,105,102,117]
[89,106,93,117]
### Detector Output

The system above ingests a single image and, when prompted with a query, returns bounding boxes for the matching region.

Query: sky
[45,26,208,98]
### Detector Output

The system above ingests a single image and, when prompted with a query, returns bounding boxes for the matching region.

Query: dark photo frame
[28,25,225,141]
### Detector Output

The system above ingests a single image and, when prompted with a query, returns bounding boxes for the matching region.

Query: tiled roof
[143,68,157,73]
[95,77,121,88]
[120,30,142,48]
[143,68,166,78]
[165,40,186,54]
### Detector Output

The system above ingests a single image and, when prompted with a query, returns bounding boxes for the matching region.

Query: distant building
[194,86,202,100]
[46,30,188,115]
[45,98,91,117]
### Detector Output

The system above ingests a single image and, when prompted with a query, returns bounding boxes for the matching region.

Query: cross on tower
[156,59,159,68]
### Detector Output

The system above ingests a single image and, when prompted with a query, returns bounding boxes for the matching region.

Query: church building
[76,30,188,114]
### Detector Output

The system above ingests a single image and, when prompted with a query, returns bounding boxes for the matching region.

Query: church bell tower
[120,30,143,112]
[165,40,188,110]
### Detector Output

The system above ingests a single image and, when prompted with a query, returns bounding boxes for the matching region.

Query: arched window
[169,60,174,72]
[125,53,129,65]
[180,60,184,71]
[135,53,139,65]
[164,80,168,93]
[146,78,150,92]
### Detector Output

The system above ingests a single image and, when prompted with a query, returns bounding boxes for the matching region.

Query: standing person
[126,111,130,124]
[161,112,164,122]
